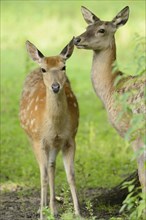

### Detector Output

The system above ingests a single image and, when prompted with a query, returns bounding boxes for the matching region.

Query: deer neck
[46,89,68,120]
[91,43,116,108]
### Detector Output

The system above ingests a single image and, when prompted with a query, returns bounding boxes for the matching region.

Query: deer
[19,38,80,219]
[74,6,146,193]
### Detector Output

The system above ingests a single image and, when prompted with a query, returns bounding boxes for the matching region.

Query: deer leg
[33,142,49,220]
[138,153,146,193]
[48,148,59,217]
[62,140,80,216]
[132,138,146,193]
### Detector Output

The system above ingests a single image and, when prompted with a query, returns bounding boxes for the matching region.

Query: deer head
[26,38,74,94]
[74,6,129,51]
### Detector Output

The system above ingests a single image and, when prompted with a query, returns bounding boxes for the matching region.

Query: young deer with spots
[19,38,80,219]
[74,6,146,192]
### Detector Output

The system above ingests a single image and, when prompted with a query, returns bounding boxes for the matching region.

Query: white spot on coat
[36,96,39,102]
[26,120,29,126]
[73,102,77,107]
[35,105,38,111]
[31,118,35,126]
[26,105,30,111]
[32,129,38,133]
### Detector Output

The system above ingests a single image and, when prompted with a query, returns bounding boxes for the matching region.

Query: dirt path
[0,189,40,220]
[0,187,124,220]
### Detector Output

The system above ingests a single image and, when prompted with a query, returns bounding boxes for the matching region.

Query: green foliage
[1,1,145,219]
[110,218,123,220]
[120,180,146,220]
[114,36,146,219]
[60,184,73,213]
[85,200,96,220]
[132,34,146,76]
[42,207,55,220]
[60,212,84,220]
[114,34,145,141]
[1,1,143,189]
[61,211,95,220]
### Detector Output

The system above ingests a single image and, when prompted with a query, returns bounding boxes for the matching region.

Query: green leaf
[128,184,135,192]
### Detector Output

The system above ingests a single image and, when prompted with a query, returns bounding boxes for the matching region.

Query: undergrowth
[1,1,145,220]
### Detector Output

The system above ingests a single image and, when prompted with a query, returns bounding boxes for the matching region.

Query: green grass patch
[1,0,144,193]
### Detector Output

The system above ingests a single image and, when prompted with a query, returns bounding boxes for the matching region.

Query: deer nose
[51,83,60,93]
[74,37,81,45]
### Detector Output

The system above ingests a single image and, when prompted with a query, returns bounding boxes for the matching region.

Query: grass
[0,0,145,205]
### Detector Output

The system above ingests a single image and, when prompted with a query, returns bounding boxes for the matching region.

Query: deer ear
[26,40,44,64]
[60,37,74,60]
[112,6,129,29]
[81,6,100,25]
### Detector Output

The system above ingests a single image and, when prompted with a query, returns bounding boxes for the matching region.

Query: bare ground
[1,172,140,219]
[0,187,125,220]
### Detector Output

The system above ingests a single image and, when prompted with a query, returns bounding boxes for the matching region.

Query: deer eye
[98,29,105,33]
[61,66,66,71]
[41,68,46,73]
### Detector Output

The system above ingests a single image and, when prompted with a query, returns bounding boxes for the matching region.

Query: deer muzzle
[74,37,81,45]
[51,83,60,93]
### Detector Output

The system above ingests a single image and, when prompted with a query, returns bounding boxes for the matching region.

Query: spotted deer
[19,38,80,219]
[74,6,146,192]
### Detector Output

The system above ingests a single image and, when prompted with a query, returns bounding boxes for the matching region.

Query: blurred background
[1,0,145,191]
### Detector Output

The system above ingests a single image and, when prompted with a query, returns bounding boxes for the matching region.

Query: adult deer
[74,6,146,192]
[19,38,80,219]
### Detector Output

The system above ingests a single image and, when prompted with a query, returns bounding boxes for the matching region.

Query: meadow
[1,0,145,219]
